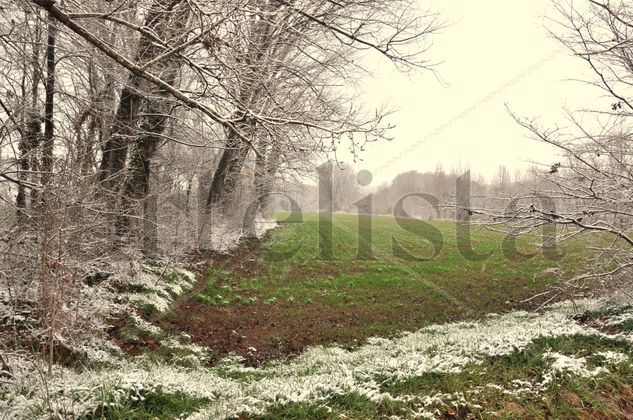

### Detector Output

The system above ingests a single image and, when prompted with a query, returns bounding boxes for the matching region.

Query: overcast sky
[345,0,605,186]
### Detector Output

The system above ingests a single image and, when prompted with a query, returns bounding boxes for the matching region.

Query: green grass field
[204,212,582,313]
[261,212,577,308]
[176,213,589,362]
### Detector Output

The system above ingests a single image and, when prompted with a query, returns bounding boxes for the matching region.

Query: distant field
[165,213,588,363]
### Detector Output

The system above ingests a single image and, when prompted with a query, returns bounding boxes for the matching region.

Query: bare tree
[0,0,441,368]
[467,0,633,301]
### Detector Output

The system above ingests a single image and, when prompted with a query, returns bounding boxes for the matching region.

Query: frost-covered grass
[2,299,632,419]
[119,264,196,315]
[0,258,197,375]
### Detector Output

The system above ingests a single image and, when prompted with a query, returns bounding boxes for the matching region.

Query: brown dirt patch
[157,236,382,365]
[161,298,389,366]
[157,262,550,366]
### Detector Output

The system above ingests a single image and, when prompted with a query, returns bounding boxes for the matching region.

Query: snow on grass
[157,336,211,367]
[118,265,196,314]
[541,351,608,384]
[596,350,629,364]
[0,263,199,378]
[604,311,633,326]
[53,265,196,366]
[70,336,125,366]
[2,299,632,419]
[129,313,163,336]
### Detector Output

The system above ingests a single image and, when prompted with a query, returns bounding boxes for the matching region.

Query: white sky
[345,0,606,185]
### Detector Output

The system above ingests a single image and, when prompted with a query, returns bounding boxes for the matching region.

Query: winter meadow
[2,0,633,419]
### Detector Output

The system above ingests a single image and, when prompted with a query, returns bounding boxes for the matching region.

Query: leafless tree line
[0,0,440,362]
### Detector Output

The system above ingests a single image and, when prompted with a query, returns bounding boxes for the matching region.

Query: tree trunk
[242,142,280,239]
[17,22,43,223]
[98,85,142,191]
[17,117,40,223]
[116,0,187,251]
[40,12,56,187]
[38,13,59,376]
[205,125,251,212]
[204,4,281,218]
[98,0,185,192]
[143,178,159,256]
[117,133,159,253]
[98,0,188,250]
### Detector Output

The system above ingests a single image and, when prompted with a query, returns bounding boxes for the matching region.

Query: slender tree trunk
[17,118,40,223]
[143,182,159,255]
[40,12,56,187]
[39,12,58,376]
[17,23,43,223]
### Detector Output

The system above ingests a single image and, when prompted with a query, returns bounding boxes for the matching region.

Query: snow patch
[1,301,631,419]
